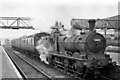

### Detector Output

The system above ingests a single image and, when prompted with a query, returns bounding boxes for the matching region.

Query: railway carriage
[11,32,50,57]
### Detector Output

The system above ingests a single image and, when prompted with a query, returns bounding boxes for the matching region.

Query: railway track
[3,46,73,80]
[3,46,119,80]
[3,46,53,79]
[56,67,115,80]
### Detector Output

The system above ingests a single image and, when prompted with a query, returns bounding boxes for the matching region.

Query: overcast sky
[0,0,119,40]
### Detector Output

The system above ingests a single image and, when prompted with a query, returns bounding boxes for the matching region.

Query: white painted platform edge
[1,46,22,78]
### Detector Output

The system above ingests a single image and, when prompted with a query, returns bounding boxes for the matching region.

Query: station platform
[0,46,22,79]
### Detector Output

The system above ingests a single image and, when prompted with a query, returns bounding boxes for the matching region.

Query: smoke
[36,36,53,64]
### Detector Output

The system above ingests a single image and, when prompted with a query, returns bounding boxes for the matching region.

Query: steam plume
[36,36,53,64]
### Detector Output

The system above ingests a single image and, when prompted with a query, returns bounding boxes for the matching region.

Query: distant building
[71,15,120,30]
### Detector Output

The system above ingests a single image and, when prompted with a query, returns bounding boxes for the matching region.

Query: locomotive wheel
[63,59,69,72]
[54,57,58,68]
[74,65,83,77]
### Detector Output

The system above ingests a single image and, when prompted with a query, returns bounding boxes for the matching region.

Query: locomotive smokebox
[88,19,96,32]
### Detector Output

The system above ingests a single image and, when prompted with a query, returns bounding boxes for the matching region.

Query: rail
[4,46,53,80]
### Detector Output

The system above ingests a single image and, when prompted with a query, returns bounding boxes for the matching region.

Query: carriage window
[29,38,32,44]
[27,38,29,44]
[29,38,31,44]
[31,38,34,45]
[27,38,31,44]
[24,39,26,44]
[31,38,32,44]
[23,39,24,43]
[25,39,27,44]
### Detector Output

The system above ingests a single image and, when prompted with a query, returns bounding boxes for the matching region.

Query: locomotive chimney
[88,19,96,32]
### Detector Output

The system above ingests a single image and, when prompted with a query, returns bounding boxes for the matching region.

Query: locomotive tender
[11,19,116,79]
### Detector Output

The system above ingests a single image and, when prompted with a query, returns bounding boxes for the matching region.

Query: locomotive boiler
[58,20,106,54]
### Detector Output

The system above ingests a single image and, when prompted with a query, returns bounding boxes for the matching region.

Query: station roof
[103,15,120,29]
[71,15,120,30]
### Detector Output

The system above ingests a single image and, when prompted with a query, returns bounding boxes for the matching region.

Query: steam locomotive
[11,19,117,79]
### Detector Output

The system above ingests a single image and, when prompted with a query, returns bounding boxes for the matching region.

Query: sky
[0,0,119,40]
